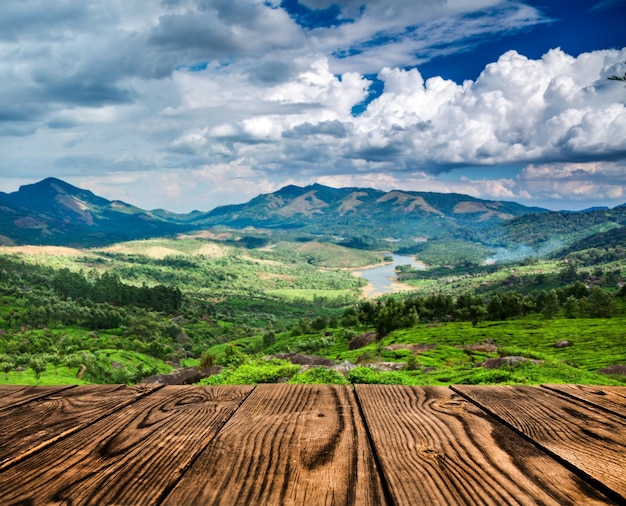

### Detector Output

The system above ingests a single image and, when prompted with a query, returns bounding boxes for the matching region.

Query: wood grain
[162,383,386,506]
[0,383,158,469]
[453,385,626,502]
[0,384,75,410]
[0,385,253,505]
[355,384,614,505]
[541,384,626,418]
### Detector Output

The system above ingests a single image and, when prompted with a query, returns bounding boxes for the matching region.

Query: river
[357,254,426,296]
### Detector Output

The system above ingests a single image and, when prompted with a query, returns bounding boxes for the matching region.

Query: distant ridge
[0,178,624,253]
[0,178,187,247]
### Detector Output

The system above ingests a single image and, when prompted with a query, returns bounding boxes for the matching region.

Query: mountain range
[1,177,625,257]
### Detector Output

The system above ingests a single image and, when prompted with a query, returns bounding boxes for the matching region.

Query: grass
[0,364,88,386]
[216,313,626,386]
[265,288,354,301]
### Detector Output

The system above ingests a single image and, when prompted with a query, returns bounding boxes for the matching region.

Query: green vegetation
[0,231,625,387]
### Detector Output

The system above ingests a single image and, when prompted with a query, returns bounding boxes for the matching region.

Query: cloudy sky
[1,0,625,212]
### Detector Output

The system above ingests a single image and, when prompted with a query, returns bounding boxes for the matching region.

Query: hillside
[195,183,547,238]
[0,178,188,247]
[1,178,624,262]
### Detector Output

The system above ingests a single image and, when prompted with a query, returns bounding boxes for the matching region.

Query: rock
[142,366,223,385]
[349,331,377,350]
[597,364,626,376]
[554,340,573,348]
[461,341,498,353]
[371,362,405,372]
[272,353,336,367]
[481,356,540,369]
[332,361,356,376]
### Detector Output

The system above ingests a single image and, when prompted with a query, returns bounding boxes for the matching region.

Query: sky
[0,0,625,213]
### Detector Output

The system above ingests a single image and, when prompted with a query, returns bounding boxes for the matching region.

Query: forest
[0,235,624,386]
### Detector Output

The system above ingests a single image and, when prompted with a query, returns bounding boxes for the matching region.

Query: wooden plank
[0,384,75,410]
[0,385,252,505]
[162,384,386,506]
[453,385,626,503]
[0,383,159,470]
[355,385,614,505]
[0,386,24,397]
[541,384,626,418]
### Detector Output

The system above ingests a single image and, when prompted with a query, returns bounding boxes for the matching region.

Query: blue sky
[0,0,625,212]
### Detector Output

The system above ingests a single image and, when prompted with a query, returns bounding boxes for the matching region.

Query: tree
[563,296,580,319]
[1,359,14,382]
[263,330,276,348]
[542,290,560,319]
[30,356,48,384]
[487,294,504,320]
[587,286,616,318]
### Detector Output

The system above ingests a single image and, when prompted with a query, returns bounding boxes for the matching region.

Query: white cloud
[517,162,626,203]
[0,0,624,212]
[349,48,626,169]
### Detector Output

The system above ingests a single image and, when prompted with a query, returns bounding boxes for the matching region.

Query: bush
[200,359,300,385]
[217,344,247,368]
[348,367,398,384]
[289,367,348,385]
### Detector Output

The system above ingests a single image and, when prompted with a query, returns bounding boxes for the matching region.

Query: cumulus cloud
[0,0,624,212]
[352,48,626,170]
[517,162,626,204]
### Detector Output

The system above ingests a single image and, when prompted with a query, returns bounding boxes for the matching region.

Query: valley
[0,179,625,387]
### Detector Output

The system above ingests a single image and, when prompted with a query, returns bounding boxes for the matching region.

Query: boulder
[481,356,540,369]
[597,364,626,376]
[371,362,405,372]
[272,353,336,367]
[142,366,222,385]
[461,341,498,353]
[554,340,573,348]
[349,331,377,350]
[333,361,356,376]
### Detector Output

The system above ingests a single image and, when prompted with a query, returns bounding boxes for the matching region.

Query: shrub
[200,359,299,385]
[289,367,348,385]
[217,344,247,368]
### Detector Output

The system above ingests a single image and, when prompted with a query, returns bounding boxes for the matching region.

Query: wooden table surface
[0,383,624,505]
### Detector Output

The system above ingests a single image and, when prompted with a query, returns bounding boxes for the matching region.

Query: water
[358,254,426,295]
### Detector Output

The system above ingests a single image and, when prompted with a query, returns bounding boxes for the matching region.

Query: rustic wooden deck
[0,384,625,505]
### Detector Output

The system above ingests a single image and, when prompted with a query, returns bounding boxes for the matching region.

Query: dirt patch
[143,246,183,259]
[195,243,227,258]
[460,342,498,353]
[385,343,436,353]
[0,245,87,256]
[259,272,294,283]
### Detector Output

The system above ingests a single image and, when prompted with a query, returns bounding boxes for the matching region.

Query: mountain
[190,183,548,245]
[1,178,623,256]
[0,177,188,247]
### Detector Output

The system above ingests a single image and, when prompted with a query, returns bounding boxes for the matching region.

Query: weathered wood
[0,383,159,470]
[541,384,626,418]
[355,384,613,505]
[0,385,253,505]
[0,384,75,410]
[453,385,626,503]
[162,383,386,506]
[0,385,25,397]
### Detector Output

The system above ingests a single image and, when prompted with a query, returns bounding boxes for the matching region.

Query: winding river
[357,254,426,296]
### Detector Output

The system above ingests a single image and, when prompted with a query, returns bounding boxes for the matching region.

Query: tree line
[341,282,624,338]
